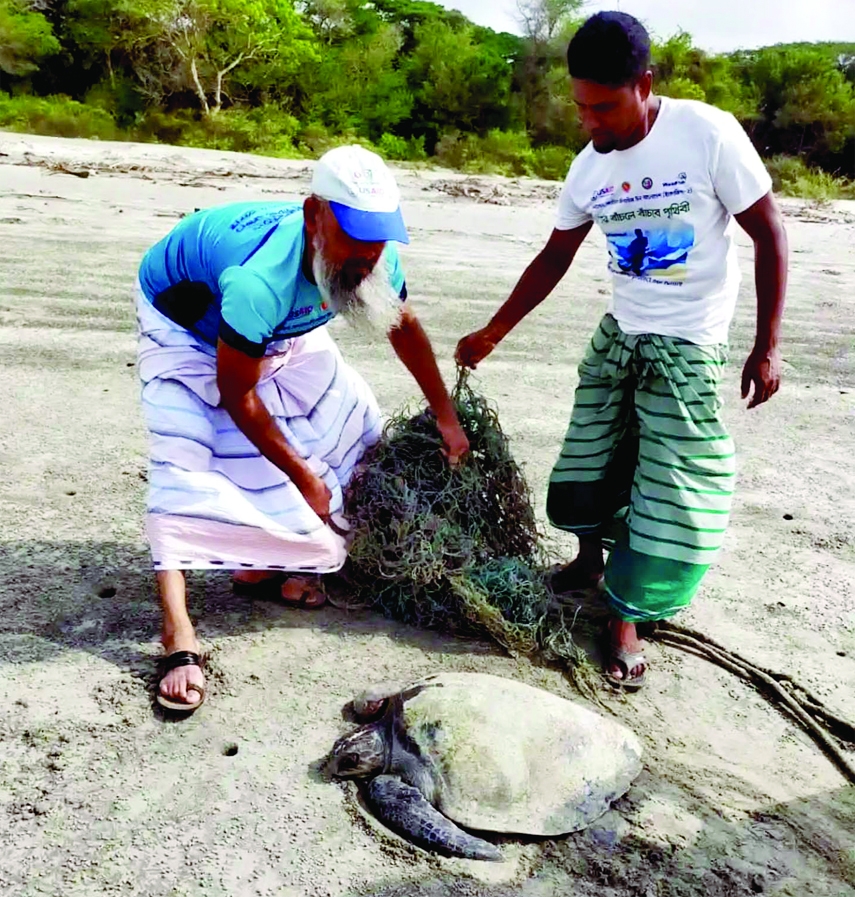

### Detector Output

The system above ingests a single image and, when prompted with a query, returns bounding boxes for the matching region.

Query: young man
[456,12,787,689]
[137,145,469,712]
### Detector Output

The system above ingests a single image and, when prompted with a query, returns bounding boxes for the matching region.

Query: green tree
[297,0,353,44]
[652,31,758,118]
[513,0,582,140]
[0,0,59,76]
[148,0,315,114]
[407,19,514,139]
[737,44,855,164]
[3,0,853,183]
[516,0,581,47]
[65,0,316,114]
[301,23,412,137]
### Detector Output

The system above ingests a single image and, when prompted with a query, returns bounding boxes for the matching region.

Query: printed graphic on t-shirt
[229,206,292,233]
[606,221,695,283]
[593,176,695,286]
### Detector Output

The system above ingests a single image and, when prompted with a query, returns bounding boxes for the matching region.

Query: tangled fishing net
[343,370,587,676]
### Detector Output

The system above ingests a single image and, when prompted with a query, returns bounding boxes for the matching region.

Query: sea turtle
[328,672,643,861]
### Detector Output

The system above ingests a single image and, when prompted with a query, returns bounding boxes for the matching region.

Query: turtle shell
[393,672,642,836]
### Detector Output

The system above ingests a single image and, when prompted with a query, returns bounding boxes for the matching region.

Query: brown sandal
[155,650,206,712]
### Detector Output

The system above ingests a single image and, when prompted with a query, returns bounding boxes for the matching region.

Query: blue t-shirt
[138,202,406,356]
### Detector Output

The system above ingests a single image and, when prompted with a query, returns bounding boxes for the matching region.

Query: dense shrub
[0,93,119,139]
[766,155,855,201]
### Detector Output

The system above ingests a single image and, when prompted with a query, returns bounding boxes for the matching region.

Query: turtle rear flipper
[368,775,502,862]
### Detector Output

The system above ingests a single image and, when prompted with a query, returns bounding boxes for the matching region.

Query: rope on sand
[651,622,855,784]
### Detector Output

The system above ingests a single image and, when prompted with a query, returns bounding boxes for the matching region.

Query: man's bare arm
[735,191,788,409]
[388,306,469,464]
[216,341,332,517]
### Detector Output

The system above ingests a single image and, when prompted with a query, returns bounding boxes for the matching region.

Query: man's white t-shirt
[556,97,772,345]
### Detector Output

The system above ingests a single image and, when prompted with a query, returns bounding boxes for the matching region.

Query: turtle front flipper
[367,775,502,862]
[354,680,438,721]
[353,681,402,720]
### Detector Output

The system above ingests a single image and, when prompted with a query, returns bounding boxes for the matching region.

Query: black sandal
[156,650,206,712]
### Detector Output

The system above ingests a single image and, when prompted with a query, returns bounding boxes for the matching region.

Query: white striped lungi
[135,281,383,572]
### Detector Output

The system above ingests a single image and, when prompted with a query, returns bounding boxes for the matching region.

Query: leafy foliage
[0,92,119,137]
[653,31,759,118]
[407,19,514,140]
[0,0,59,76]
[300,22,413,138]
[765,154,855,201]
[735,44,855,167]
[2,0,853,189]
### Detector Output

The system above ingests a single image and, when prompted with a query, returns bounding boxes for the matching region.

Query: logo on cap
[311,145,409,243]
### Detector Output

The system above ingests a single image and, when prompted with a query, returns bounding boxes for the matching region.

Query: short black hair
[566,11,651,86]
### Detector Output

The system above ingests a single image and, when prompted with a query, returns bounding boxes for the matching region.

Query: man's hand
[741,346,781,409]
[295,470,333,519]
[437,417,469,466]
[455,323,504,370]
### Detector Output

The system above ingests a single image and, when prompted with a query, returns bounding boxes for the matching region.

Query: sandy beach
[1,131,854,897]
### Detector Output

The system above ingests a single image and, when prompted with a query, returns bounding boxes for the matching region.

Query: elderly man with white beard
[134,146,469,713]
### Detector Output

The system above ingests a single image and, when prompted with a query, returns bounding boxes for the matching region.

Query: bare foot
[232,571,326,608]
[280,576,326,608]
[606,618,647,683]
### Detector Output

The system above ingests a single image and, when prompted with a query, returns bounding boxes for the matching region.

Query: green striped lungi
[547,314,735,623]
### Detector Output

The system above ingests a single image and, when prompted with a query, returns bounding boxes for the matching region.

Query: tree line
[1,0,853,190]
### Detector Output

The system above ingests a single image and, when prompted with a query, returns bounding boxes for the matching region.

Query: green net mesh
[343,370,588,673]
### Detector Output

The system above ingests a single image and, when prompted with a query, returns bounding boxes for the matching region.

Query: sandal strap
[612,649,647,671]
[158,650,203,674]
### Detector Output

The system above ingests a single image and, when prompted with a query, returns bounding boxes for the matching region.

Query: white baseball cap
[311,145,409,244]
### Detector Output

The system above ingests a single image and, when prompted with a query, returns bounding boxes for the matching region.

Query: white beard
[312,237,402,335]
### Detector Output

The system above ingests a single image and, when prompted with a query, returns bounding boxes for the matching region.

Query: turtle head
[329,723,387,778]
